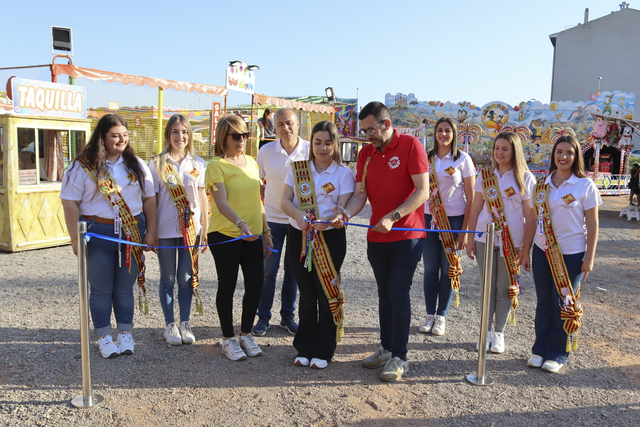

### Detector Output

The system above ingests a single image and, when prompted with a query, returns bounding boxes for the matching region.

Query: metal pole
[71,222,104,408]
[157,87,164,155]
[467,223,495,386]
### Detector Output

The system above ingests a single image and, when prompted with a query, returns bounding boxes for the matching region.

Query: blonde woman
[466,131,535,353]
[150,114,208,346]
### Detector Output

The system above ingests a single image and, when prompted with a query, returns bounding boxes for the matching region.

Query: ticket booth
[0,78,90,251]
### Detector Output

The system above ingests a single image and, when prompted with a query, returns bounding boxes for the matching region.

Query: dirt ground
[0,196,639,426]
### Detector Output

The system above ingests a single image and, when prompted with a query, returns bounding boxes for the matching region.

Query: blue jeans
[532,245,584,364]
[423,214,464,316]
[83,213,146,336]
[367,238,424,361]
[157,238,195,325]
[257,221,298,323]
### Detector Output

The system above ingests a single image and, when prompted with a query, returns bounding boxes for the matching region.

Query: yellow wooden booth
[0,112,90,252]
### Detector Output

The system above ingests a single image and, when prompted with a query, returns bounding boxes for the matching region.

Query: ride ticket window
[17,127,87,185]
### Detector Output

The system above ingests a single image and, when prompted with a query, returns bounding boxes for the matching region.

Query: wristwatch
[392,211,401,221]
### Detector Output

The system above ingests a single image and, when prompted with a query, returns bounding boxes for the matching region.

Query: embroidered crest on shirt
[322,182,336,194]
[300,182,312,196]
[189,168,200,179]
[486,188,498,200]
[445,166,456,176]
[562,193,576,205]
[126,172,138,184]
[535,191,546,203]
[504,187,516,198]
[388,156,400,169]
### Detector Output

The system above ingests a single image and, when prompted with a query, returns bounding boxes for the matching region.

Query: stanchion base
[466,374,494,386]
[71,394,104,408]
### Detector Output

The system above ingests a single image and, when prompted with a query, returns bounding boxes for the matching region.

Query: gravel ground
[1,197,639,426]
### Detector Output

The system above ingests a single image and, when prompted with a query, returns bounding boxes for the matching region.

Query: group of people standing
[61,100,601,382]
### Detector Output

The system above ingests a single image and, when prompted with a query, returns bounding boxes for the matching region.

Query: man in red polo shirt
[343,101,429,381]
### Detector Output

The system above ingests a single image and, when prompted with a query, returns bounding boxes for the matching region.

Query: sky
[1,1,629,110]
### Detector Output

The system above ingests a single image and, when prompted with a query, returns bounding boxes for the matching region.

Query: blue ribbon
[84,232,278,253]
[307,219,484,237]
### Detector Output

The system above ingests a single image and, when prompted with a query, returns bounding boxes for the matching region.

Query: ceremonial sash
[480,168,521,326]
[428,166,463,307]
[291,160,345,342]
[533,178,583,352]
[159,162,204,315]
[78,156,148,314]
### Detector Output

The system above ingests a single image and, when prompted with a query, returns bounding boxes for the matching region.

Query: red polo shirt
[356,131,429,242]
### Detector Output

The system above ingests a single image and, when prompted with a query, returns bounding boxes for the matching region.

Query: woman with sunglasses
[518,134,601,373]
[281,121,355,369]
[206,114,273,361]
[150,114,208,346]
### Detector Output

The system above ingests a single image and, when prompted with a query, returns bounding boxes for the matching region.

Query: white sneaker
[490,332,505,353]
[527,355,544,368]
[294,356,310,366]
[98,335,120,359]
[431,315,446,336]
[542,360,564,373]
[179,321,195,344]
[239,334,263,357]
[164,322,182,346]
[116,332,135,355]
[476,331,492,351]
[310,358,328,369]
[221,337,246,361]
[419,315,435,333]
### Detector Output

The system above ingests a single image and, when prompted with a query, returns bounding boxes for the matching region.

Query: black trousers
[208,232,264,338]
[287,226,346,361]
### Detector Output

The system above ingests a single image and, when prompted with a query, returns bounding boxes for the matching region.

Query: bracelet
[71,237,78,242]
[263,227,271,234]
[235,218,247,228]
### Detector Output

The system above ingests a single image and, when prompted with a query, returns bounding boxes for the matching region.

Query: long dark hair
[262,108,272,125]
[428,117,460,163]
[68,114,145,191]
[549,135,586,178]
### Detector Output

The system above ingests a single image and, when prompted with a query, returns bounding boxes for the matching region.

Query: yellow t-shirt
[206,155,263,238]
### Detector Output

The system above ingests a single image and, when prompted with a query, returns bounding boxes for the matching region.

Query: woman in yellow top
[206,114,273,361]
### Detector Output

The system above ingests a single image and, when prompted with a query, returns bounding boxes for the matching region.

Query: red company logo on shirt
[504,187,516,198]
[322,182,335,194]
[189,168,200,179]
[444,166,456,176]
[562,193,576,206]
[388,156,400,169]
[126,172,138,184]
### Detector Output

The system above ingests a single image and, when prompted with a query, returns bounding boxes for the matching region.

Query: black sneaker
[280,318,298,335]
[252,319,270,337]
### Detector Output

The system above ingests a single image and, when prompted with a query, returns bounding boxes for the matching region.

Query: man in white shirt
[254,108,310,336]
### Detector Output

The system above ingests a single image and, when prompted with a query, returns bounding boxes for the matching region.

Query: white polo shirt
[284,161,355,231]
[425,150,476,216]
[473,168,536,247]
[149,154,207,239]
[258,137,310,224]
[60,156,155,218]
[531,173,602,255]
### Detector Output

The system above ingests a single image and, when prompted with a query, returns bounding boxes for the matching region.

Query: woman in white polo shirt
[420,117,476,336]
[150,114,208,346]
[61,114,157,359]
[281,121,355,369]
[466,131,536,353]
[518,134,601,373]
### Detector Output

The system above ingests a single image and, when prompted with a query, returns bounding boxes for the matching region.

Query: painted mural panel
[384,91,635,173]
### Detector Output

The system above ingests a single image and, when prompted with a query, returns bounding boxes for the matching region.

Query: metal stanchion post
[71,222,104,408]
[467,223,495,386]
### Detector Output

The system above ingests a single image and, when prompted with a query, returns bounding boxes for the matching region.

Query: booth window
[17,127,86,185]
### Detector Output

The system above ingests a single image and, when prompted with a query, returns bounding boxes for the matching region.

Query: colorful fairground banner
[225,62,255,94]
[11,77,87,119]
[385,91,636,194]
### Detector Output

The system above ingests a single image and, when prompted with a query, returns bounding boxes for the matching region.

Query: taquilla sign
[11,77,86,119]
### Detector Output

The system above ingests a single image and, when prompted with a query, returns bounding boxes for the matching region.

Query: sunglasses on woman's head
[228,132,250,141]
